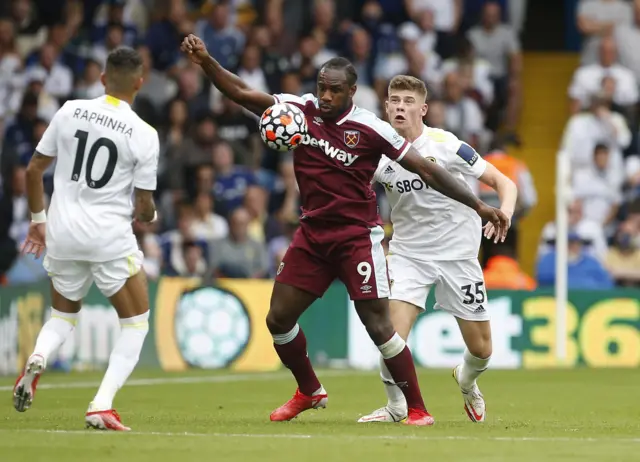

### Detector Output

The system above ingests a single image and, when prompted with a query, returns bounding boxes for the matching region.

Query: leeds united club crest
[344,130,360,148]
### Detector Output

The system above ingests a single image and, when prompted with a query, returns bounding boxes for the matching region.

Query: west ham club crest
[344,130,360,148]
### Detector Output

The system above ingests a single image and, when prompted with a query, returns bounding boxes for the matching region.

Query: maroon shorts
[275,221,390,300]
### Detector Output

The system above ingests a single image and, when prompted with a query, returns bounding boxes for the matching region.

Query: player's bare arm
[134,188,156,223]
[22,152,55,257]
[181,34,274,116]
[26,152,54,217]
[478,163,518,241]
[398,147,510,239]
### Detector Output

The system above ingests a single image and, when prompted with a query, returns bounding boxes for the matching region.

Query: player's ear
[421,103,428,118]
[100,73,106,87]
[134,76,144,92]
[349,84,357,98]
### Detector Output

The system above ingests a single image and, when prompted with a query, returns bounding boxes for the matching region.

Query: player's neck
[398,124,424,143]
[105,91,134,106]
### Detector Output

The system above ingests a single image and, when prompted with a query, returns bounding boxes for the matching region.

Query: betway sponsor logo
[301,135,359,166]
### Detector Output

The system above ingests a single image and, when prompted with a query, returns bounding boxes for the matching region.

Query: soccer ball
[174,287,250,369]
[259,103,307,152]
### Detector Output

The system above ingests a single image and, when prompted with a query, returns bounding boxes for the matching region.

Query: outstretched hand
[21,222,46,259]
[476,204,511,243]
[181,34,209,65]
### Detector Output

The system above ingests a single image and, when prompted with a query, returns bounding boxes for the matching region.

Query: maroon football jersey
[273,93,410,227]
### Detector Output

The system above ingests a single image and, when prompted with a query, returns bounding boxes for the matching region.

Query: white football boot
[452,364,486,422]
[357,406,407,423]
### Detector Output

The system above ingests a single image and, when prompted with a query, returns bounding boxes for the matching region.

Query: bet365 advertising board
[0,278,638,375]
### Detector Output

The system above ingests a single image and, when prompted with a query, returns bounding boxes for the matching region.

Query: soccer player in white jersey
[13,47,159,431]
[358,75,518,424]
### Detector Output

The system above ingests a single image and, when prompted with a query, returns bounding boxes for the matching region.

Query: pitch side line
[2,429,639,444]
[0,369,362,392]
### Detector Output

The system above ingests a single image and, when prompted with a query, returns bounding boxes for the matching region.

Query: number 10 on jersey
[72,130,118,189]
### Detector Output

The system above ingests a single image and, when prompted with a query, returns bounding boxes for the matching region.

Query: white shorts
[387,253,490,321]
[43,250,143,301]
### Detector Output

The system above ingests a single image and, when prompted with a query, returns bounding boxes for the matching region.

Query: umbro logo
[384,165,395,174]
[313,116,323,125]
[474,305,486,313]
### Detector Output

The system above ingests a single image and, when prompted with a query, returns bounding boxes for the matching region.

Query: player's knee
[467,338,492,359]
[265,308,294,335]
[361,314,394,345]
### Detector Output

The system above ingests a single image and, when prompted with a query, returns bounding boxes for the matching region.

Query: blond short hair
[388,75,428,102]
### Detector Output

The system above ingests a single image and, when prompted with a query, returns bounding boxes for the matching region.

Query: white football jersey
[374,126,487,261]
[36,95,159,262]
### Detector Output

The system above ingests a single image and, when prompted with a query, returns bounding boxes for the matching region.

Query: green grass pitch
[1,368,639,461]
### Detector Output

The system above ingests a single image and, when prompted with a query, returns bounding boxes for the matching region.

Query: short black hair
[320,57,358,86]
[105,46,143,92]
[594,142,609,153]
[106,46,142,73]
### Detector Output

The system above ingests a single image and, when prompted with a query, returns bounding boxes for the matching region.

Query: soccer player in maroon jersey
[181,34,509,426]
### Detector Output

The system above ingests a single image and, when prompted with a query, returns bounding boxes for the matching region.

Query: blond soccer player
[358,76,518,423]
[13,46,159,431]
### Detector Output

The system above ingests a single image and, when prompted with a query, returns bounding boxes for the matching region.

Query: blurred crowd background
[0,0,639,290]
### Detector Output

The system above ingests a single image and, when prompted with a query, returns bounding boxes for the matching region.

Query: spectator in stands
[160,202,209,276]
[191,191,229,242]
[91,0,138,48]
[209,207,268,279]
[73,59,104,100]
[577,0,632,65]
[167,111,218,199]
[572,143,624,233]
[6,0,47,59]
[568,36,638,115]
[561,93,629,175]
[613,2,640,84]
[237,44,269,95]
[92,22,125,69]
[243,185,269,244]
[0,18,22,119]
[213,97,262,169]
[136,45,179,115]
[405,0,463,59]
[24,43,73,101]
[536,231,614,290]
[145,0,188,73]
[195,0,245,70]
[425,99,446,129]
[212,140,256,217]
[484,245,536,290]
[248,25,290,94]
[605,219,640,287]
[478,137,537,267]
[572,144,622,234]
[539,199,608,262]
[349,26,375,87]
[442,71,484,149]
[467,2,522,137]
[441,36,493,109]
[180,241,208,278]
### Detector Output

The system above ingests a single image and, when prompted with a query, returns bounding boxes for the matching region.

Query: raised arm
[181,34,274,116]
[398,147,510,240]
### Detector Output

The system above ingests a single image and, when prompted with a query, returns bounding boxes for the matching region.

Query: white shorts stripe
[369,226,389,298]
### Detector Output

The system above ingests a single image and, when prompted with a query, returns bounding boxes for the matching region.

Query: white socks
[379,355,407,412]
[377,333,408,413]
[31,308,79,366]
[89,311,149,412]
[458,348,490,390]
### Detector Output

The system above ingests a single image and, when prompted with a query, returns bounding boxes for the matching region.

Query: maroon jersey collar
[335,104,356,126]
